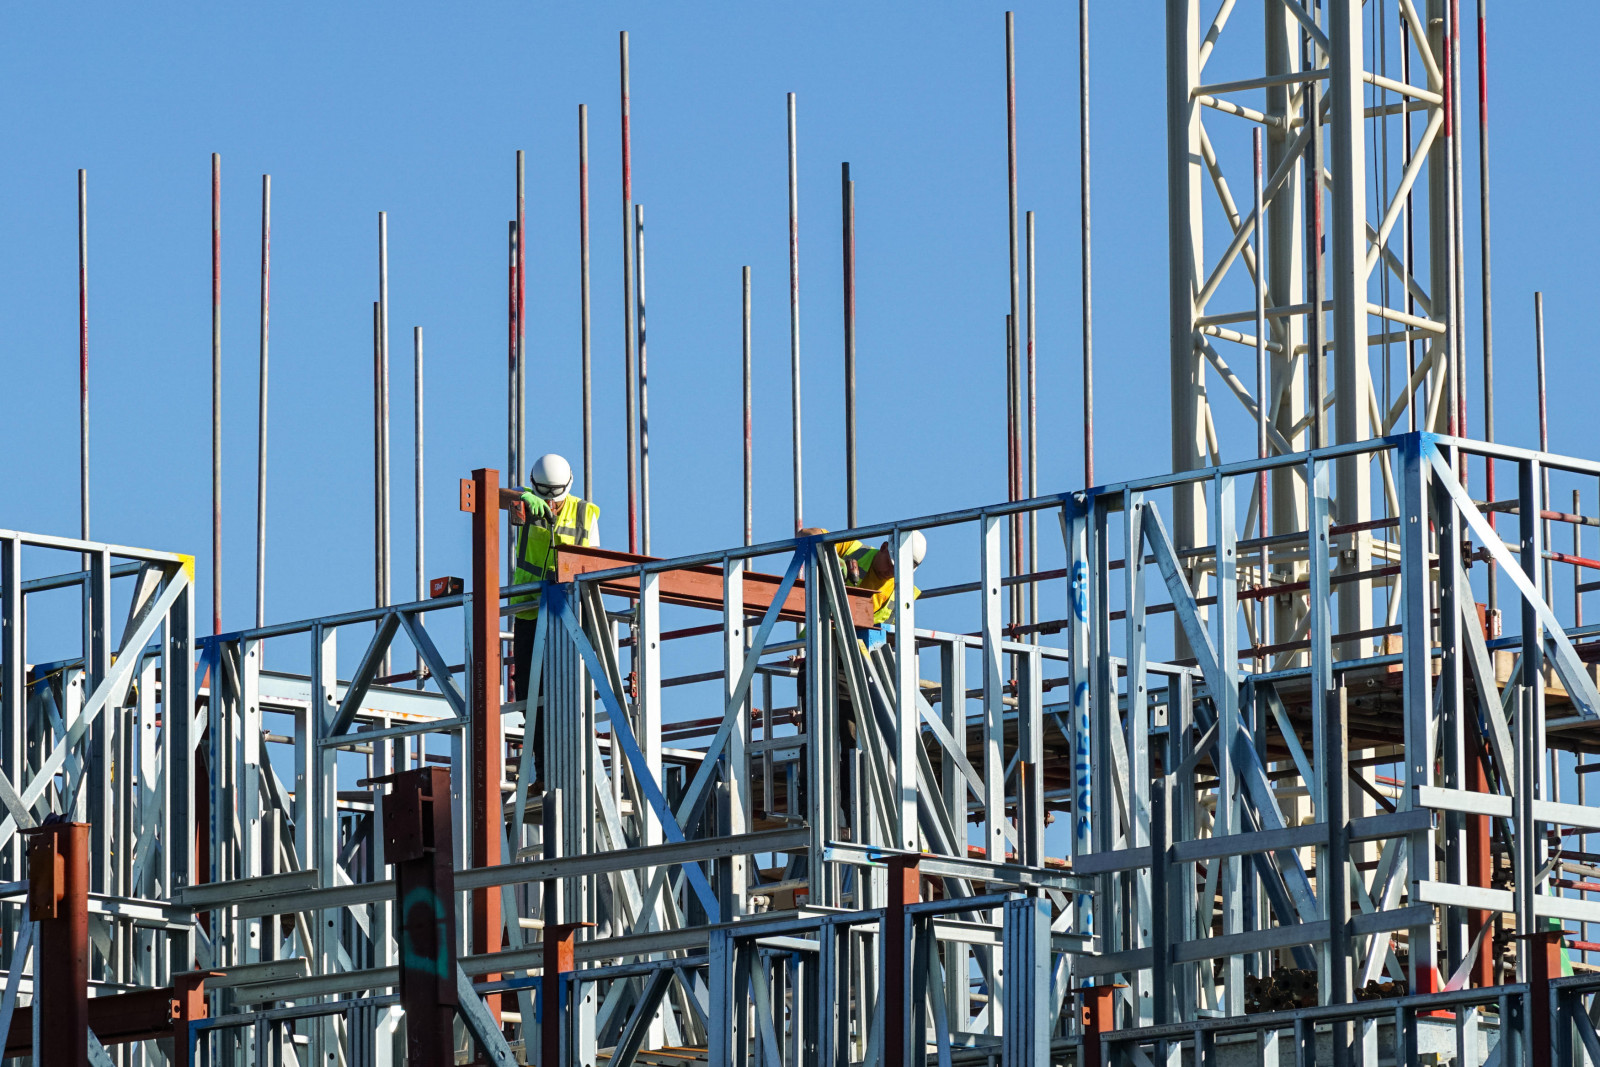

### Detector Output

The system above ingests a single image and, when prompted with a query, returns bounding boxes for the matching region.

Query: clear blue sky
[2,3,1595,643]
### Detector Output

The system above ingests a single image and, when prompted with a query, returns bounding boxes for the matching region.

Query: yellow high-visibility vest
[511,492,599,619]
[834,539,918,626]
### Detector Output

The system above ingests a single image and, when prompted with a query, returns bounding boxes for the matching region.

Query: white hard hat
[529,454,573,503]
[905,530,927,567]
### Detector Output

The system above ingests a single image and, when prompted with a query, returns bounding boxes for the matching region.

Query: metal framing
[4,4,1596,1064]
[9,425,1600,1064]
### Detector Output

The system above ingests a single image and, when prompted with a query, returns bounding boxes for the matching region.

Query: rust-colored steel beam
[4,973,214,1059]
[883,856,920,1067]
[381,766,459,1067]
[556,545,876,628]
[462,469,504,1018]
[28,821,88,1067]
[541,921,591,1067]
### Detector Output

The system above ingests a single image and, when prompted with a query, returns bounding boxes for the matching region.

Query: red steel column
[1468,730,1495,988]
[1529,926,1564,1064]
[1080,984,1117,1067]
[29,822,89,1067]
[541,922,591,1067]
[382,767,459,1067]
[170,972,211,1067]
[883,856,920,1067]
[465,468,504,1015]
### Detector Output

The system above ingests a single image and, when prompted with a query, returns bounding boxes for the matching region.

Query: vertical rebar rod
[1478,0,1497,619]
[579,105,593,499]
[1025,210,1038,629]
[256,175,271,629]
[635,204,651,554]
[788,93,803,532]
[1005,11,1022,624]
[507,220,518,577]
[508,221,517,491]
[375,301,382,608]
[211,153,222,635]
[1452,0,1469,451]
[621,30,638,554]
[415,326,425,689]
[1006,313,1019,622]
[841,164,857,529]
[516,150,527,489]
[1477,0,1494,445]
[378,213,392,620]
[1004,310,1017,627]
[1078,0,1093,487]
[744,265,753,547]
[77,170,89,544]
[1536,292,1552,601]
[1006,313,1016,500]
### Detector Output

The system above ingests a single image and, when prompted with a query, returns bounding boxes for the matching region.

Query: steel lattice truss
[1168,0,1466,678]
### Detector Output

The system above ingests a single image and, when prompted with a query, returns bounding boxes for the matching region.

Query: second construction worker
[800,527,926,634]
[510,453,599,783]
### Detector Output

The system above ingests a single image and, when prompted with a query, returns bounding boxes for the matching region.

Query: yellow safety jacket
[835,539,919,626]
[511,492,599,619]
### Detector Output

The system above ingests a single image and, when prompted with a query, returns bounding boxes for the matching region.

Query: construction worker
[799,527,926,628]
[510,454,599,784]
[795,528,926,845]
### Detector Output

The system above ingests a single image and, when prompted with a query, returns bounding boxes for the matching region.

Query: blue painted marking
[1070,561,1090,622]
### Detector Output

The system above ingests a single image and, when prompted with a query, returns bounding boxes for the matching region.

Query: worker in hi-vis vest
[511,453,599,785]
[800,527,926,627]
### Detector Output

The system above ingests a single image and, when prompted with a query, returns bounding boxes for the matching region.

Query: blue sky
[2,3,1596,647]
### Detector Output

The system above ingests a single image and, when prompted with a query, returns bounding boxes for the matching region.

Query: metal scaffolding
[8,2,1600,1065]
[9,425,1600,1064]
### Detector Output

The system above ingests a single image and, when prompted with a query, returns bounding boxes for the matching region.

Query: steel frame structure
[0,528,199,1060]
[1168,0,1465,672]
[0,5,1590,1062]
[9,429,1600,1065]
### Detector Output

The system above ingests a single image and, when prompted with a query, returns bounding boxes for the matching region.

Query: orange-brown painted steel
[556,544,875,628]
[382,766,460,1067]
[542,922,591,1067]
[883,856,921,1067]
[467,468,504,1021]
[1080,984,1118,1067]
[1468,731,1496,988]
[1529,927,1564,1063]
[28,822,89,1067]
[4,972,213,1060]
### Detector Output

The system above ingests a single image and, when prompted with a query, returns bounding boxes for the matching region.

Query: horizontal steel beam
[215,828,809,918]
[558,545,874,627]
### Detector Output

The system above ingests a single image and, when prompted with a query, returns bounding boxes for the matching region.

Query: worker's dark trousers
[512,615,545,784]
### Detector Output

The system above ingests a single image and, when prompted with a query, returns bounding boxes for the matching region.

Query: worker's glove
[524,494,552,524]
